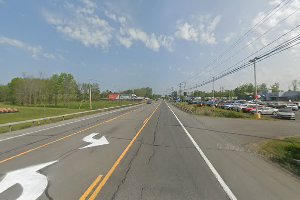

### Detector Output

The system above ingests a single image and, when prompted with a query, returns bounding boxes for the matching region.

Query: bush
[260,137,300,176]
[174,103,253,119]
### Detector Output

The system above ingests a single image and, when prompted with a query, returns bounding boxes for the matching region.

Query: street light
[249,57,259,118]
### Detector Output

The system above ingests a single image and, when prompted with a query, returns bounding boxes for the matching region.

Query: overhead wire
[186,32,300,90]
[184,0,293,86]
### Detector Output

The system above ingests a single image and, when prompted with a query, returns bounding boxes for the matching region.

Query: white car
[287,104,299,111]
[250,107,278,115]
[277,108,296,120]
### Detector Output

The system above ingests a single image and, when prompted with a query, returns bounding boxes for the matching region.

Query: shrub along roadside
[173,102,254,119]
[260,137,300,177]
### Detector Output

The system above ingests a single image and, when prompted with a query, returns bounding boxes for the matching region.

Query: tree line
[0,73,102,105]
[0,73,156,106]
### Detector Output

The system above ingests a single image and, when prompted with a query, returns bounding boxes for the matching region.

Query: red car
[242,105,264,113]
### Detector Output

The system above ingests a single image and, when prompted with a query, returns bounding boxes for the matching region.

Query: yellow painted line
[0,108,138,165]
[80,175,103,200]
[143,117,149,124]
[85,103,160,200]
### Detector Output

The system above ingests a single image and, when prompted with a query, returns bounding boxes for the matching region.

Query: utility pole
[212,77,215,99]
[179,82,183,100]
[212,77,215,107]
[250,57,259,118]
[89,82,92,110]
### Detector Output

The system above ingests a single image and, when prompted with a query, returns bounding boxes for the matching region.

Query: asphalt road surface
[0,101,299,200]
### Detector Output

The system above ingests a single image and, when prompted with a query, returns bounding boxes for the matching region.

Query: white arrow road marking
[79,133,109,149]
[0,160,58,200]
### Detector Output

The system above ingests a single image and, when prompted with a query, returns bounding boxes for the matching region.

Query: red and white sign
[108,94,120,100]
[255,95,261,99]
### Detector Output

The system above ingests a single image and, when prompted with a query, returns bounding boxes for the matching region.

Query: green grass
[174,103,254,119]
[260,137,300,176]
[0,103,79,124]
[0,100,133,110]
[0,101,136,133]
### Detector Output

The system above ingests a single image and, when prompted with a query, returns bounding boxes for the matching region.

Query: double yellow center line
[0,107,139,165]
[80,103,160,200]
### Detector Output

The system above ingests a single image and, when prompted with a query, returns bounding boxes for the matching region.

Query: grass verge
[0,101,133,124]
[174,102,255,119]
[260,137,300,177]
[0,101,139,134]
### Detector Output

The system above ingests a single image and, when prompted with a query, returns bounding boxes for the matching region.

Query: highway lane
[95,101,300,200]
[0,104,144,160]
[0,100,300,200]
[97,101,229,200]
[167,103,300,200]
[0,102,154,200]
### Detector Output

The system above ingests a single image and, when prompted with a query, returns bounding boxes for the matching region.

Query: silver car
[251,107,278,115]
[286,104,299,111]
[276,108,296,120]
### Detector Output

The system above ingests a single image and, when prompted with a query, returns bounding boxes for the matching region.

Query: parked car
[224,103,234,110]
[235,104,248,112]
[242,105,256,113]
[273,103,287,109]
[286,104,299,111]
[295,102,300,109]
[250,107,278,115]
[147,99,152,104]
[276,108,296,120]
[195,101,204,107]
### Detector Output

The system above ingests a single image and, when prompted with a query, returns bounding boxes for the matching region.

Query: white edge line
[167,103,237,200]
[0,104,143,143]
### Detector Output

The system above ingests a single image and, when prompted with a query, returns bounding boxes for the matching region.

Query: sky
[0,0,300,94]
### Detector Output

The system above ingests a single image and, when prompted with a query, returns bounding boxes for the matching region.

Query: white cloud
[224,32,236,43]
[114,14,174,51]
[0,36,56,59]
[44,0,113,49]
[117,27,174,51]
[45,2,173,52]
[104,10,117,21]
[251,0,300,45]
[175,15,221,44]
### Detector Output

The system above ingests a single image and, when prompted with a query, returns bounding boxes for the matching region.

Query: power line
[184,0,293,85]
[214,24,300,78]
[186,33,300,90]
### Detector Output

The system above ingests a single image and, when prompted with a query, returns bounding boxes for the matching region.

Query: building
[108,94,120,100]
[108,93,138,100]
[265,91,300,101]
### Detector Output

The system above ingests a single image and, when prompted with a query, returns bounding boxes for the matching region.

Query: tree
[171,91,178,98]
[258,83,268,94]
[0,85,9,102]
[271,82,280,93]
[7,78,25,104]
[291,80,299,91]
[234,83,254,99]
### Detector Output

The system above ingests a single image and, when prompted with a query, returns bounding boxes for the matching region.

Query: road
[0,101,299,200]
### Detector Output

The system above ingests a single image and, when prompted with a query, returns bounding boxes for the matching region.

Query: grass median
[0,101,137,134]
[260,137,300,177]
[174,102,254,119]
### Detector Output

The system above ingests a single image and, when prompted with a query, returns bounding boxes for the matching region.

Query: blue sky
[1,0,300,93]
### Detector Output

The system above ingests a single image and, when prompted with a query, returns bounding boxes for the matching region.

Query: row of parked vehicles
[187,99,298,120]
